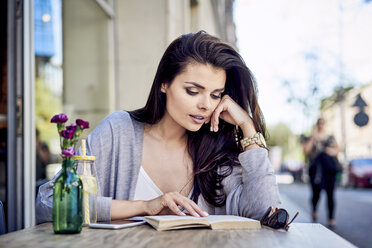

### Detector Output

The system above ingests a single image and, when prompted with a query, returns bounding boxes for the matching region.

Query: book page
[144,215,258,224]
[144,215,260,230]
[204,215,257,224]
[205,215,260,230]
[145,215,201,221]
[144,215,210,231]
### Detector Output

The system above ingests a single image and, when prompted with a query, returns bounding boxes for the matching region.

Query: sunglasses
[260,207,299,231]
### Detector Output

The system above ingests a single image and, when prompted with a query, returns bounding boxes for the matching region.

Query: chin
[185,123,204,132]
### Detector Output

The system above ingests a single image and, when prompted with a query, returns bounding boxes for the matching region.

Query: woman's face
[161,62,226,132]
[316,118,325,131]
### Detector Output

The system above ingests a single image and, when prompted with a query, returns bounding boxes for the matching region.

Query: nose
[197,95,211,111]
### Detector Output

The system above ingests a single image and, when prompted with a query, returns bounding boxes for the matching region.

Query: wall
[63,0,236,130]
[63,0,115,130]
[322,82,372,161]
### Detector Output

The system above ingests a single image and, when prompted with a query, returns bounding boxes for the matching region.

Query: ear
[161,83,168,93]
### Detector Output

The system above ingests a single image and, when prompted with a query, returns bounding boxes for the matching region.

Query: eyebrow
[184,82,225,92]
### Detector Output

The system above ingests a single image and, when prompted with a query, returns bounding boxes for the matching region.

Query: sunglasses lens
[268,210,288,229]
[276,211,288,225]
[260,207,272,225]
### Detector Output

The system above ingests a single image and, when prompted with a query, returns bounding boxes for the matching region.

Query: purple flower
[62,147,75,157]
[51,113,68,123]
[76,119,89,129]
[66,123,77,132]
[61,129,75,139]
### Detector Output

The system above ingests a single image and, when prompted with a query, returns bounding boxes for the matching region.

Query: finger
[209,98,225,132]
[171,194,199,217]
[209,113,215,132]
[177,201,200,217]
[167,200,186,216]
[216,96,232,120]
[212,103,228,132]
[188,199,209,217]
[174,195,207,217]
[210,107,221,132]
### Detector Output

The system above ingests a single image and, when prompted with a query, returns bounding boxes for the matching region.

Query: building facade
[321,82,372,162]
[63,0,236,129]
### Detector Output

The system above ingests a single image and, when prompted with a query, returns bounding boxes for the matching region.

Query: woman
[302,118,340,228]
[36,31,281,223]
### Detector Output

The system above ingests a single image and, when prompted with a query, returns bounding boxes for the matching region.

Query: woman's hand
[209,95,256,138]
[144,192,208,217]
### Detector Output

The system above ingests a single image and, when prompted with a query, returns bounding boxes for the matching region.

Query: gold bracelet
[240,132,267,150]
[240,133,260,150]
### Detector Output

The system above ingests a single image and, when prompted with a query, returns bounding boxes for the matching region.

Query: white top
[133,166,163,200]
[133,166,194,201]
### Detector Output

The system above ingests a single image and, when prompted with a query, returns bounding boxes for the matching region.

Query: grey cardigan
[36,111,281,223]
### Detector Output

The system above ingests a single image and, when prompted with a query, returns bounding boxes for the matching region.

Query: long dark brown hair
[129,31,266,207]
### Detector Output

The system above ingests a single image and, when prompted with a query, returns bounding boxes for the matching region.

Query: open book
[144,215,261,231]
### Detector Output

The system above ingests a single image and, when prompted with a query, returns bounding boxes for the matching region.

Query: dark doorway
[0,0,8,234]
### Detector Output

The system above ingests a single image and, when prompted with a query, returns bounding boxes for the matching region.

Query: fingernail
[194,212,200,217]
[180,212,186,216]
[210,125,213,132]
[203,211,209,216]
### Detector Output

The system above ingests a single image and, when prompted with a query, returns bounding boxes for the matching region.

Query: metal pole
[338,0,347,181]
[23,0,36,228]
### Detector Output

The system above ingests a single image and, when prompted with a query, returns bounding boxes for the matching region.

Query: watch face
[259,133,267,148]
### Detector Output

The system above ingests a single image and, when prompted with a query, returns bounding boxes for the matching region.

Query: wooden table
[0,222,356,248]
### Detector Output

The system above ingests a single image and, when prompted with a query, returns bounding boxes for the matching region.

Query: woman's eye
[211,94,222,99]
[186,88,198,95]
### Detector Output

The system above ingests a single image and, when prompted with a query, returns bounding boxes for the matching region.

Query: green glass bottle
[53,159,83,234]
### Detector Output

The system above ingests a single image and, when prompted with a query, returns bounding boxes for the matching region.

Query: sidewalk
[279,185,313,223]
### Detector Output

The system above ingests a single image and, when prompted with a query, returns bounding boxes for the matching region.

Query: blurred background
[0,0,371,247]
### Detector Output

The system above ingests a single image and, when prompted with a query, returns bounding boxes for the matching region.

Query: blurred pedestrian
[302,117,341,228]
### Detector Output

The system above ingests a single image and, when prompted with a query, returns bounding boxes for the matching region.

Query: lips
[189,114,207,124]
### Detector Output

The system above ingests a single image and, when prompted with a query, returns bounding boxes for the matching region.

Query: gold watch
[240,132,267,150]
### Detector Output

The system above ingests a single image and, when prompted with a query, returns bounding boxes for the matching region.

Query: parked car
[348,158,372,188]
